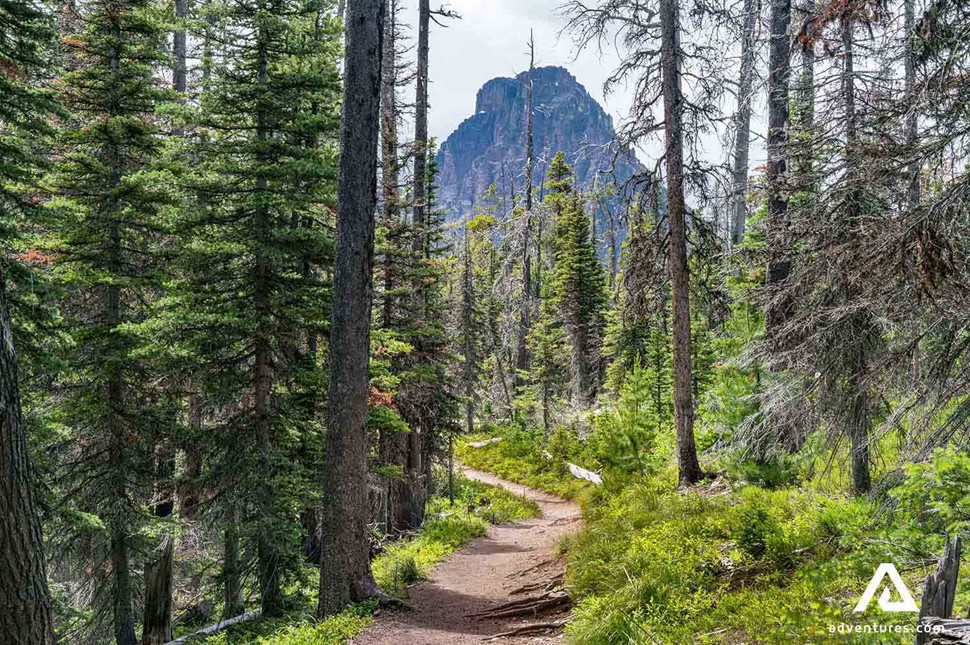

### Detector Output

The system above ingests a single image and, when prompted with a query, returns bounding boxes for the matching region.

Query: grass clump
[457,424,594,500]
[199,601,376,645]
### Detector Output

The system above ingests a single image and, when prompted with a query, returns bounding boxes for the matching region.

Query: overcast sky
[399,0,636,144]
[395,0,764,184]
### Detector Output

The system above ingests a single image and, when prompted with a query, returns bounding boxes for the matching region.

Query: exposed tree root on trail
[486,619,571,640]
[468,591,572,620]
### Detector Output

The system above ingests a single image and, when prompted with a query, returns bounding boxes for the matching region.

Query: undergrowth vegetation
[192,475,538,644]
[459,428,970,644]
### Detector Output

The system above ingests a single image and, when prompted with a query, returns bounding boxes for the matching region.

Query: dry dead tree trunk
[918,536,963,645]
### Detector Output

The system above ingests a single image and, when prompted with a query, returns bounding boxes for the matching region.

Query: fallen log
[468,437,504,448]
[568,463,602,485]
[162,610,260,644]
[922,618,970,644]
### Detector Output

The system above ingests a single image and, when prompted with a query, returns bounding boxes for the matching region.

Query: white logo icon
[853,563,919,613]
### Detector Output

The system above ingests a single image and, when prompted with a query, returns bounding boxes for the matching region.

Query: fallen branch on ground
[162,611,260,644]
[568,463,602,485]
[467,437,504,448]
[509,572,564,595]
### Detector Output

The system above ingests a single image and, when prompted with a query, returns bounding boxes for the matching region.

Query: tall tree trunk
[515,34,535,388]
[380,0,398,330]
[841,17,871,495]
[765,0,792,339]
[792,0,815,204]
[904,0,921,381]
[462,220,475,435]
[173,0,187,96]
[377,0,407,537]
[179,391,202,519]
[402,0,431,531]
[222,506,245,619]
[0,271,54,645]
[730,0,759,247]
[660,0,703,486]
[253,23,282,618]
[141,536,174,645]
[106,35,136,638]
[903,0,918,206]
[317,0,385,618]
[603,197,618,295]
[144,7,191,636]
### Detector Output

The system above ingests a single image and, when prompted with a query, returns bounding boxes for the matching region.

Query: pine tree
[45,0,173,640]
[0,17,58,640]
[151,0,341,617]
[0,0,58,639]
[546,152,607,408]
[318,0,385,618]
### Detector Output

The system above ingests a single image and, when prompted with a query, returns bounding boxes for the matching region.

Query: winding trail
[351,467,582,644]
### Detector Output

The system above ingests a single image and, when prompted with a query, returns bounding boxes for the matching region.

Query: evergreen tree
[546,152,607,408]
[318,0,384,617]
[0,3,59,640]
[150,0,341,617]
[45,0,173,640]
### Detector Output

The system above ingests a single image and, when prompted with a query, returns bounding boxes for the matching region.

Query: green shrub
[893,447,970,534]
[734,500,777,560]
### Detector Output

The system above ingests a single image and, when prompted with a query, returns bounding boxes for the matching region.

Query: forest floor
[351,467,582,644]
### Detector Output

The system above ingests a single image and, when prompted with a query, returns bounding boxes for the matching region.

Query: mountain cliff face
[436,66,641,221]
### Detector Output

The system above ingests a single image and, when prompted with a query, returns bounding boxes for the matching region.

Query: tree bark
[841,17,872,496]
[179,391,202,519]
[462,219,476,436]
[730,0,759,247]
[765,0,792,339]
[142,535,174,645]
[317,0,385,618]
[173,0,187,95]
[515,34,535,388]
[0,270,54,645]
[374,26,407,530]
[380,0,398,330]
[903,0,919,206]
[222,506,245,619]
[660,0,703,486]
[253,21,283,618]
[107,34,136,640]
[401,0,431,532]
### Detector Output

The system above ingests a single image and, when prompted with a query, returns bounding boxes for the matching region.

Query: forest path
[351,467,582,644]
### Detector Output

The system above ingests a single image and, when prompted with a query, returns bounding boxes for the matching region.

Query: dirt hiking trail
[351,467,582,644]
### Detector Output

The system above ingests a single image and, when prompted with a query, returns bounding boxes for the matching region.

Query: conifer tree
[0,4,59,640]
[546,152,607,408]
[153,0,341,617]
[46,0,172,640]
[318,0,385,617]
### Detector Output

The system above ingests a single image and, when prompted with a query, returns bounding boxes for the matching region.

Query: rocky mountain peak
[436,66,641,222]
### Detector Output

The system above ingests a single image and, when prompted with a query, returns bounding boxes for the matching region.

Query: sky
[399,0,637,145]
